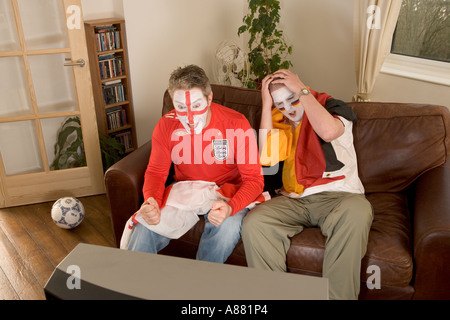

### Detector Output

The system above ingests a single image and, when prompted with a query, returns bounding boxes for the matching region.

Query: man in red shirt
[127,65,265,263]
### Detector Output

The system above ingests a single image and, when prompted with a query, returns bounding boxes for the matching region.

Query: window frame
[381,53,450,87]
[382,0,450,87]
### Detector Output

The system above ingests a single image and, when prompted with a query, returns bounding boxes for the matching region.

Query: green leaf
[238,25,247,35]
[269,54,281,73]
[249,0,260,11]
[245,15,252,26]
[239,0,293,82]
[56,126,77,149]
[99,132,125,172]
[247,79,257,89]
[280,60,291,69]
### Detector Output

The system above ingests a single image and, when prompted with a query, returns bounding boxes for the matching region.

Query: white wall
[89,0,449,147]
[122,0,244,146]
[282,0,356,100]
[372,73,450,105]
[81,0,124,20]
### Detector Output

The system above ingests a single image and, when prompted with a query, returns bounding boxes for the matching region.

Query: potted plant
[99,132,125,172]
[50,116,125,172]
[51,117,87,170]
[238,0,293,88]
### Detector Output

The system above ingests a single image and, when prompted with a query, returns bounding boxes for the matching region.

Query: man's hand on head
[271,69,305,96]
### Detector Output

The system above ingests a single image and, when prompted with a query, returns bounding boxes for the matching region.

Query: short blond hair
[168,65,212,98]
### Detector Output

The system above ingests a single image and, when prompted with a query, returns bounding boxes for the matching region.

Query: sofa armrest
[105,140,152,247]
[412,162,450,299]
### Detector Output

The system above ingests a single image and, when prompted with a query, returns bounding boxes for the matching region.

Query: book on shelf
[95,25,121,52]
[98,53,124,80]
[112,130,133,151]
[86,19,136,156]
[106,106,128,131]
[102,79,126,105]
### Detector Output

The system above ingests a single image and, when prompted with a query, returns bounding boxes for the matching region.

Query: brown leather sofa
[104,84,450,300]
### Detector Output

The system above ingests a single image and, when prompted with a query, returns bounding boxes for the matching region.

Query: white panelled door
[0,0,104,208]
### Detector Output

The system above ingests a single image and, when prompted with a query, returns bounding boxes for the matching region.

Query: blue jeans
[127,208,249,263]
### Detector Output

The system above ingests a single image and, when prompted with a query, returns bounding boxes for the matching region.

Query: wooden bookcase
[84,18,137,155]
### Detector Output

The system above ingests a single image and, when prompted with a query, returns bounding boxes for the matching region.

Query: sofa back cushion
[350,102,449,192]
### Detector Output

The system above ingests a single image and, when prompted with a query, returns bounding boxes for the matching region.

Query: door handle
[64,58,86,68]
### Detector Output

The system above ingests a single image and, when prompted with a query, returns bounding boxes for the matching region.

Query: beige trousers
[242,192,373,300]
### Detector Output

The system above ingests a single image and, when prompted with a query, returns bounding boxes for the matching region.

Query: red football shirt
[143,103,264,215]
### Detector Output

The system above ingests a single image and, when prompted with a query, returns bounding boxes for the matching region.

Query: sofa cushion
[161,192,414,288]
[350,103,449,193]
[208,84,263,130]
[286,192,413,287]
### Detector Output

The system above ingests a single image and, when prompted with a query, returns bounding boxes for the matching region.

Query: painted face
[173,89,209,134]
[270,86,304,123]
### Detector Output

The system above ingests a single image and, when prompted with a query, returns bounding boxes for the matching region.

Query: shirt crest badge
[212,139,229,161]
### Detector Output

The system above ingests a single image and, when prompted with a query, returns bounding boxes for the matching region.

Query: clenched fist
[140,197,161,225]
[208,200,232,227]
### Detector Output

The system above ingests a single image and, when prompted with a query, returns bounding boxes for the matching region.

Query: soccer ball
[51,197,85,229]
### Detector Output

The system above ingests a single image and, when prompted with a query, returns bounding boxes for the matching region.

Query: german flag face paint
[270,85,304,123]
[291,99,301,108]
[173,89,209,134]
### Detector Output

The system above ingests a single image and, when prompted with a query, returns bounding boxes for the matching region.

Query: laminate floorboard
[0,195,115,300]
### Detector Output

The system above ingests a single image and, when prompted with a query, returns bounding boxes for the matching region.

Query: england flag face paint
[173,89,209,134]
[270,86,304,123]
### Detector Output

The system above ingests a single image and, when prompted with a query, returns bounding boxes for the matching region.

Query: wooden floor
[0,194,115,300]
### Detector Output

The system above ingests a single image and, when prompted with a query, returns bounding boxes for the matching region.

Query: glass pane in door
[0,0,21,51]
[28,53,78,114]
[41,116,86,171]
[0,56,33,117]
[17,0,68,50]
[0,120,43,176]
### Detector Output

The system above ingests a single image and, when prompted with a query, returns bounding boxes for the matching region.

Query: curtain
[353,0,403,102]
